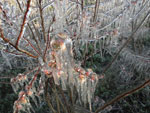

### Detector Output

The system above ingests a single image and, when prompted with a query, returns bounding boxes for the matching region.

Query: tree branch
[15,0,31,47]
[94,79,150,113]
[0,27,38,58]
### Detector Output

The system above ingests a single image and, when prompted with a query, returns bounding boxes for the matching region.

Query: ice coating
[42,32,99,108]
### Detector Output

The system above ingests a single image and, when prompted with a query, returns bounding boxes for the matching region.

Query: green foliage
[0,68,25,113]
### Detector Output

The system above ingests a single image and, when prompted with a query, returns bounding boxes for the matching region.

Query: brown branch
[15,0,31,47]
[39,0,47,42]
[0,27,38,58]
[94,79,150,113]
[23,37,40,56]
[16,0,42,55]
[28,23,42,54]
[32,22,42,43]
[102,9,150,74]
[43,18,54,61]
[1,1,40,58]
[27,68,40,89]
[3,49,24,56]
[15,0,23,12]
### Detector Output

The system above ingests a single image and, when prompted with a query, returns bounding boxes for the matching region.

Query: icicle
[11,83,17,94]
[87,90,92,111]
[1,50,12,69]
[52,69,60,85]
[61,77,67,90]
[38,57,45,66]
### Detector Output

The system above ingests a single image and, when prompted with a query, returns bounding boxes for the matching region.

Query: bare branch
[15,0,31,47]
[94,79,150,113]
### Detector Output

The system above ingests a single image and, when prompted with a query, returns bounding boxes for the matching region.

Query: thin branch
[39,0,47,42]
[23,37,40,56]
[94,79,150,113]
[15,0,42,55]
[0,27,38,58]
[15,0,31,47]
[15,0,23,12]
[28,24,42,54]
[3,49,24,56]
[43,17,55,61]
[32,22,42,42]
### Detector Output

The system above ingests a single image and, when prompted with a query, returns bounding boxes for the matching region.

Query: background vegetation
[0,0,150,113]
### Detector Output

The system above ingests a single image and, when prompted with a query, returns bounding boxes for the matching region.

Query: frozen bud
[19,91,25,98]
[91,75,95,81]
[23,75,27,80]
[27,90,33,96]
[80,69,86,74]
[79,74,86,84]
[20,95,27,104]
[85,72,90,76]
[43,69,52,75]
[79,74,85,80]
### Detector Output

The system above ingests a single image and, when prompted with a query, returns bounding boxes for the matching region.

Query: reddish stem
[23,37,41,56]
[15,0,31,47]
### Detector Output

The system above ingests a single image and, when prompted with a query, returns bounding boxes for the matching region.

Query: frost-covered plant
[0,0,150,113]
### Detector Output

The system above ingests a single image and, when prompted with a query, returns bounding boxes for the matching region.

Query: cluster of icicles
[11,69,45,113]
[41,33,99,110]
[10,33,98,112]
